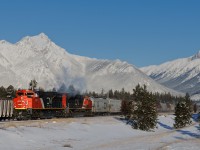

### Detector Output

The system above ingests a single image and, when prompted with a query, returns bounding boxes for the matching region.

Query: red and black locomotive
[12,89,92,120]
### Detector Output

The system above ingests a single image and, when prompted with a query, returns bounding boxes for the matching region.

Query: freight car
[0,99,13,120]
[90,97,122,115]
[90,97,108,114]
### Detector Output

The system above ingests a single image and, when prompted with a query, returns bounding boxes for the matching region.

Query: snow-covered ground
[0,115,199,150]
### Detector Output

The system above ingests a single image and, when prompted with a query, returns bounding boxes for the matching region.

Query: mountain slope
[140,51,200,99]
[0,33,182,95]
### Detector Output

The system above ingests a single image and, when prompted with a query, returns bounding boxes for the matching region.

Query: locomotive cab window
[27,92,34,98]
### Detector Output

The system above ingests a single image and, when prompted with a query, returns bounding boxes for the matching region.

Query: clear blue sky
[0,0,200,67]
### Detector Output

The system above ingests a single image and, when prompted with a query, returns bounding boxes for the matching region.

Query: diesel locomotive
[12,89,92,120]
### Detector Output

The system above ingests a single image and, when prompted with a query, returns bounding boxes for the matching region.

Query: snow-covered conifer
[131,84,157,131]
[174,93,192,129]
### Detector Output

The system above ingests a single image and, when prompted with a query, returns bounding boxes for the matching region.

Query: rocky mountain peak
[191,51,200,60]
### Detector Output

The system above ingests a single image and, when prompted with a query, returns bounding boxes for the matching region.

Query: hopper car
[0,99,13,120]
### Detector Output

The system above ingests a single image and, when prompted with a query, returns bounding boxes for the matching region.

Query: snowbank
[0,115,199,150]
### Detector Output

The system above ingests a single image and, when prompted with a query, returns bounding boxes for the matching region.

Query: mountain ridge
[0,33,182,96]
[141,51,200,100]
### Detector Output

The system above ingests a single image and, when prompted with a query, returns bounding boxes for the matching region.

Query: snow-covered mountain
[141,51,200,100]
[0,33,181,95]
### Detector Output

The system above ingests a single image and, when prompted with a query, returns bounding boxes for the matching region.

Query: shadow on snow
[174,128,200,139]
[114,115,200,139]
[157,121,173,130]
[113,116,130,124]
[192,114,199,122]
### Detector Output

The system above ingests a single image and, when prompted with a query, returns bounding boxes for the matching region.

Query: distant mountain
[0,33,182,96]
[140,51,200,100]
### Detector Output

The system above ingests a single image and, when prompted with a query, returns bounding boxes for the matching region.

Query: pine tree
[52,87,57,92]
[68,85,76,94]
[0,86,7,98]
[92,91,98,97]
[174,93,192,129]
[58,83,67,93]
[185,93,193,112]
[38,87,45,92]
[6,85,15,98]
[108,89,114,98]
[193,103,197,113]
[131,84,157,131]
[100,88,104,97]
[121,100,132,119]
[29,79,37,90]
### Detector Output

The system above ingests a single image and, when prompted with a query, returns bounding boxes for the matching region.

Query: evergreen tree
[120,88,125,100]
[68,85,76,94]
[58,83,67,93]
[38,87,45,92]
[174,93,192,129]
[29,79,37,90]
[92,91,98,97]
[193,103,197,113]
[52,87,57,92]
[121,100,132,118]
[108,89,114,98]
[100,88,105,97]
[0,86,7,98]
[131,84,157,131]
[185,93,193,112]
[6,85,15,98]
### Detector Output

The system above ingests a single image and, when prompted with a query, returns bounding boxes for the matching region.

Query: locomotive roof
[16,89,34,93]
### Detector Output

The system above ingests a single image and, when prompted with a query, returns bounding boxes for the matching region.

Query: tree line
[85,87,185,105]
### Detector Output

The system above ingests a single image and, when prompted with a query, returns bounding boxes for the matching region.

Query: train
[0,89,177,121]
[0,89,122,120]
